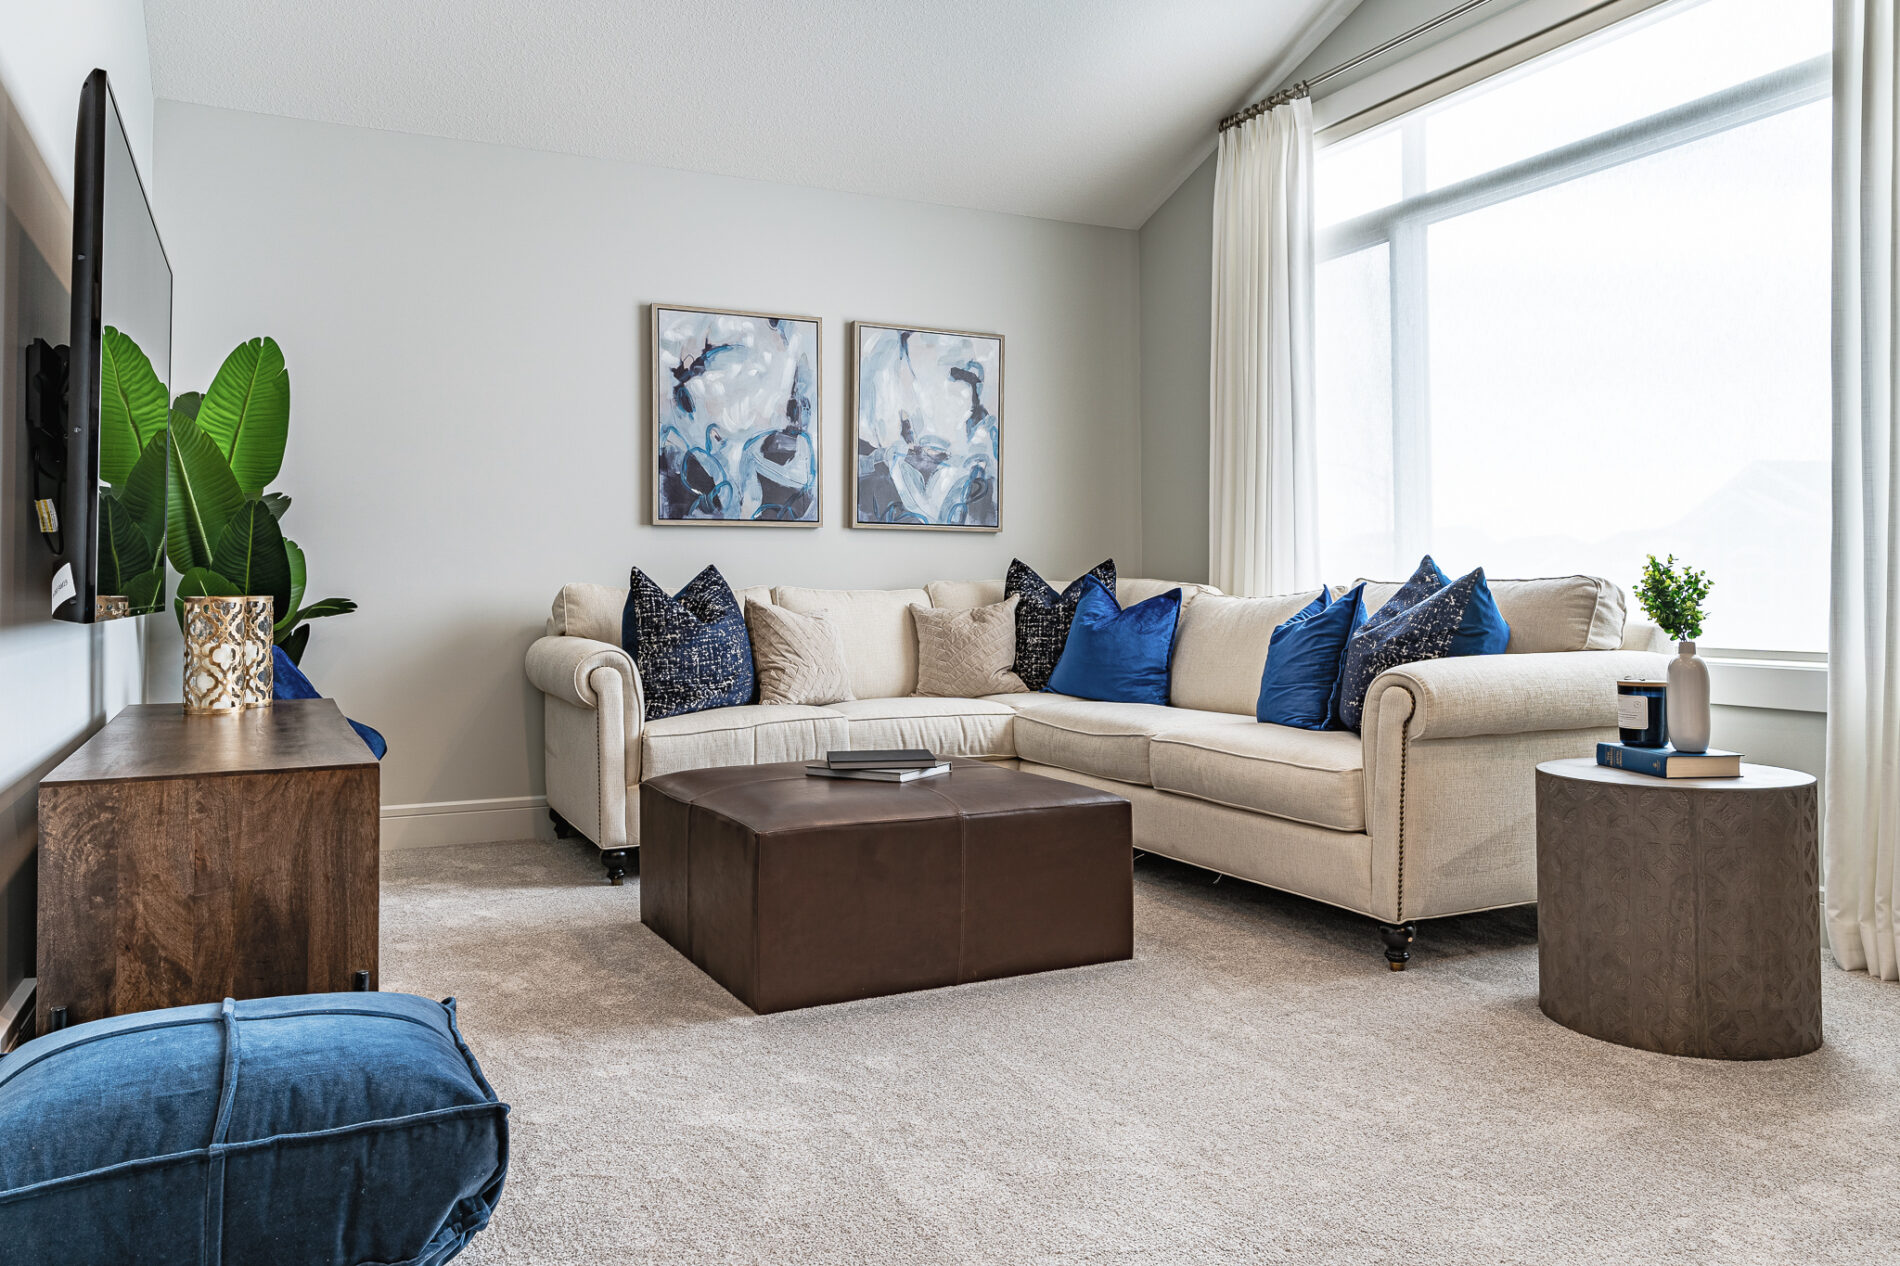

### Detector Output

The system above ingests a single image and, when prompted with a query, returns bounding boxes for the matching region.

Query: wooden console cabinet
[37,699,380,1032]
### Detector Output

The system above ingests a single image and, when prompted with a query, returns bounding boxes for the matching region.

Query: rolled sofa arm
[1363,650,1670,742]
[525,635,642,716]
[528,635,643,850]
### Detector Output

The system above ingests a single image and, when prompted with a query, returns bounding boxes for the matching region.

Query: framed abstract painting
[851,322,1003,531]
[652,304,821,525]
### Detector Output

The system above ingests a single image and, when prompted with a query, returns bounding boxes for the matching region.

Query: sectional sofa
[525,574,1668,965]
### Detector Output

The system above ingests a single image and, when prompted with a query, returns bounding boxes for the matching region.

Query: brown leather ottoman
[640,759,1133,1013]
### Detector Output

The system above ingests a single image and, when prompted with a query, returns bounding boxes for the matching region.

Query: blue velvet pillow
[1257,584,1367,730]
[1005,557,1116,692]
[1334,568,1510,731]
[0,993,508,1266]
[1045,576,1182,705]
[622,564,756,721]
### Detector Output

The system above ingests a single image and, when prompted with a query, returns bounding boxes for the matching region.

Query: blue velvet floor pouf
[0,993,508,1266]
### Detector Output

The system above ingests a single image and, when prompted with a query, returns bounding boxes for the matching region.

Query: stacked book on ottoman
[805,749,950,782]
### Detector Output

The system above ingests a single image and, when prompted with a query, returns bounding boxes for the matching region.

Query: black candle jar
[1616,680,1668,748]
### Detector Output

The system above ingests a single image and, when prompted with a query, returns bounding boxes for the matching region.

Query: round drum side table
[1534,758,1821,1060]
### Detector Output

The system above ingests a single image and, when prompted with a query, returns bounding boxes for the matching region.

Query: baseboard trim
[380,795,554,851]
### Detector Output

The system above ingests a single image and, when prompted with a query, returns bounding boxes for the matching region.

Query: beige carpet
[381,840,1900,1265]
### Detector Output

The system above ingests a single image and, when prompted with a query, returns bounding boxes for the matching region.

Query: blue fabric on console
[621,564,756,721]
[1046,576,1183,706]
[1334,567,1509,732]
[270,645,387,759]
[0,992,508,1266]
[1256,584,1366,730]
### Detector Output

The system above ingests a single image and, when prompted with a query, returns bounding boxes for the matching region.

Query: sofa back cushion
[772,585,929,698]
[549,582,771,642]
[1345,574,1624,653]
[925,577,1219,611]
[925,578,1006,609]
[1170,589,1323,714]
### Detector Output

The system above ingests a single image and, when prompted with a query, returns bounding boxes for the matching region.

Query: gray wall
[1137,153,1216,584]
[153,100,1144,815]
[0,2,154,1022]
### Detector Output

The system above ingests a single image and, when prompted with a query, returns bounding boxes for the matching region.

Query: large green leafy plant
[96,326,171,612]
[167,336,355,664]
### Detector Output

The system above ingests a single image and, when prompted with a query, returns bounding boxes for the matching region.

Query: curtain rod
[1219,0,1500,132]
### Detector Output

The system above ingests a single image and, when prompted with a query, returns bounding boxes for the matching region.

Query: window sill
[1705,656,1827,714]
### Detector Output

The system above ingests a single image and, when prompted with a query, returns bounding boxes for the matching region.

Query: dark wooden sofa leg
[600,848,633,886]
[1378,921,1417,971]
[550,808,578,839]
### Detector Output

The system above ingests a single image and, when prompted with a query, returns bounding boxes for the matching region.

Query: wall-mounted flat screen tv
[43,68,172,623]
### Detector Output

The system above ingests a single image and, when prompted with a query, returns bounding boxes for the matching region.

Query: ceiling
[142,0,1346,229]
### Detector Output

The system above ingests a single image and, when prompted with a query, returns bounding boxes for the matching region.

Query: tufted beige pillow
[910,596,1028,697]
[746,601,854,706]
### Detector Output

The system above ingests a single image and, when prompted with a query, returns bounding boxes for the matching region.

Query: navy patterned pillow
[1366,555,1450,626]
[1006,558,1116,692]
[620,565,756,721]
[1334,567,1498,732]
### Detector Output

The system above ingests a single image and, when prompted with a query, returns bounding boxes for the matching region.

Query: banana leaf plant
[95,326,169,612]
[167,336,354,664]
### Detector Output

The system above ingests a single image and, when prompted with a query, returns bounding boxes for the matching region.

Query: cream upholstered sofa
[524,574,1668,965]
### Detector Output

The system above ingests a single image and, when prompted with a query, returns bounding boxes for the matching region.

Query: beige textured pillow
[910,596,1028,697]
[746,601,854,706]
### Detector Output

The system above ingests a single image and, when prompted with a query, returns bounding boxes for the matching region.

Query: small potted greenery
[1634,554,1712,753]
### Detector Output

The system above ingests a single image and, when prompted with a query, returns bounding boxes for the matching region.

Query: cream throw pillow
[910,596,1028,697]
[746,601,854,706]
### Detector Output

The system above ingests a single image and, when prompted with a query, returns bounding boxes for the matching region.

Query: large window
[1313,0,1831,653]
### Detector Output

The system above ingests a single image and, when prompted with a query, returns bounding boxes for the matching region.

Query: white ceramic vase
[1667,640,1711,753]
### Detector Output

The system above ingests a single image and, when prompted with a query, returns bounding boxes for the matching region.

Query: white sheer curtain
[1826,0,1900,980]
[1208,97,1320,598]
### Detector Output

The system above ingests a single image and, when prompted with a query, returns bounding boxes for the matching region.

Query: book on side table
[1597,743,1743,778]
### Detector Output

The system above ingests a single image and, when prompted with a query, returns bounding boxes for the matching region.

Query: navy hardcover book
[1596,743,1743,779]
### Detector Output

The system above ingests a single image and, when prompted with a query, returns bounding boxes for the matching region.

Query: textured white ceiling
[143,0,1343,229]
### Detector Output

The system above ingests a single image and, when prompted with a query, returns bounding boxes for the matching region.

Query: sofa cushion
[1256,585,1366,730]
[1151,724,1366,832]
[1005,558,1117,691]
[639,704,849,781]
[550,581,770,641]
[1012,699,1254,785]
[623,565,756,721]
[1336,569,1510,732]
[746,601,854,706]
[772,586,928,699]
[929,576,1216,613]
[0,992,507,1266]
[826,697,1016,758]
[1170,589,1323,714]
[911,597,1027,697]
[1046,578,1183,706]
[925,578,1007,610]
[1118,577,1216,606]
[1349,572,1625,653]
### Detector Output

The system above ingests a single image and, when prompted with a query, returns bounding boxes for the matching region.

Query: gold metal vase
[184,595,275,715]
